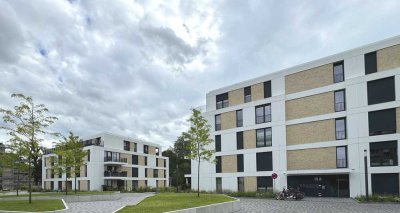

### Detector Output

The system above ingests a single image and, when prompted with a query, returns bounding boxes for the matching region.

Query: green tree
[183,108,214,197]
[0,94,58,203]
[53,132,86,195]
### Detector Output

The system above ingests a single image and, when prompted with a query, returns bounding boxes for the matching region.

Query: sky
[1,0,400,150]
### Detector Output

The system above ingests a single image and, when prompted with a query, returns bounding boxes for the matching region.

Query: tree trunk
[28,155,32,203]
[197,158,200,197]
[75,170,77,194]
[65,171,68,195]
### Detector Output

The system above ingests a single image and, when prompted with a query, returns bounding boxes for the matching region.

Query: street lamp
[364,149,369,201]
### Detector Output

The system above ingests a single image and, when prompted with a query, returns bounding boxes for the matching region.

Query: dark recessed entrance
[287,174,349,197]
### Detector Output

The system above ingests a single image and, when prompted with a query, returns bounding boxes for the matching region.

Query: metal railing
[104,171,127,177]
[104,157,127,163]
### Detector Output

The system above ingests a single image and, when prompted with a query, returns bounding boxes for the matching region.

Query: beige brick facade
[129,142,137,152]
[286,92,335,120]
[147,168,154,178]
[286,119,336,145]
[139,156,146,166]
[121,153,131,164]
[377,44,400,72]
[221,155,237,173]
[80,165,86,177]
[243,130,256,149]
[244,176,257,192]
[158,158,165,167]
[287,147,337,170]
[251,83,264,101]
[159,169,165,178]
[285,64,333,94]
[121,167,132,177]
[149,146,156,155]
[44,181,51,190]
[79,180,89,191]
[157,180,165,188]
[397,108,400,133]
[138,180,147,188]
[229,88,244,106]
[221,111,236,130]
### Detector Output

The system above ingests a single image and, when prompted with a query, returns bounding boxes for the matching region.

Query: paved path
[238,197,400,213]
[64,193,154,213]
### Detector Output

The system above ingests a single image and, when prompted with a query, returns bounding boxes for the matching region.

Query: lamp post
[364,149,369,201]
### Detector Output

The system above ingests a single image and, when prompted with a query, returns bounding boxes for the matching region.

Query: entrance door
[288,175,349,197]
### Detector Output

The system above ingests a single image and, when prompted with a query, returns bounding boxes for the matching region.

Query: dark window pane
[372,173,399,195]
[264,81,272,98]
[256,107,264,124]
[334,90,346,112]
[237,154,244,172]
[370,141,398,167]
[238,177,244,192]
[255,104,271,124]
[244,87,251,103]
[257,176,272,192]
[215,114,221,131]
[256,152,273,171]
[256,129,265,147]
[236,110,243,127]
[236,132,243,150]
[265,128,272,146]
[132,167,138,177]
[216,93,229,109]
[367,77,395,105]
[335,118,346,140]
[216,156,221,173]
[264,105,271,122]
[368,109,396,136]
[132,155,138,165]
[215,135,221,152]
[365,51,377,74]
[336,146,347,168]
[333,62,344,83]
[216,177,222,193]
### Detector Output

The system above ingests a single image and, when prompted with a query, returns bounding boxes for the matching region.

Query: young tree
[183,108,215,197]
[0,94,58,203]
[53,132,86,195]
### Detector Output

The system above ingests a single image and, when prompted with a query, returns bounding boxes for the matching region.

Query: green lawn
[0,191,116,198]
[119,193,236,213]
[0,200,65,212]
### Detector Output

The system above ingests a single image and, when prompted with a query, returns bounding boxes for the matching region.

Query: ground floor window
[132,180,138,190]
[372,173,399,195]
[288,175,349,197]
[237,177,244,192]
[257,176,272,192]
[216,177,222,193]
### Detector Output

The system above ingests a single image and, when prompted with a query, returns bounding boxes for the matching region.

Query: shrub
[227,191,276,199]
[355,195,400,203]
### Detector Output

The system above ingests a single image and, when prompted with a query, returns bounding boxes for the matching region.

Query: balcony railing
[104,171,127,177]
[104,157,127,163]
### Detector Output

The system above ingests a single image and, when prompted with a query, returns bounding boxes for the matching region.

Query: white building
[42,132,169,191]
[189,35,400,197]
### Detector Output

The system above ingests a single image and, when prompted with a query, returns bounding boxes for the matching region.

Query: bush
[355,195,400,203]
[227,191,276,199]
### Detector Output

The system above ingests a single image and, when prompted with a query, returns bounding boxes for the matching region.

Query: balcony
[104,171,127,177]
[104,157,128,165]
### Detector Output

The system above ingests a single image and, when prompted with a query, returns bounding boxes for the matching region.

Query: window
[216,93,229,109]
[132,180,138,190]
[237,154,244,172]
[236,132,243,150]
[236,110,243,127]
[145,180,148,187]
[372,173,399,195]
[87,150,90,162]
[123,141,130,151]
[370,141,398,167]
[333,61,344,83]
[336,146,347,168]
[215,114,221,131]
[335,118,346,140]
[264,81,271,98]
[257,176,272,192]
[216,156,221,173]
[256,128,272,147]
[334,90,346,112]
[164,159,167,168]
[85,165,87,177]
[132,167,138,177]
[156,158,159,167]
[144,157,148,166]
[244,86,251,103]
[133,143,137,152]
[367,77,395,105]
[156,147,160,156]
[215,135,221,152]
[132,155,138,165]
[256,152,272,171]
[154,169,158,178]
[144,145,149,154]
[238,177,244,192]
[368,108,396,136]
[145,168,148,177]
[255,104,271,124]
[216,177,222,193]
[164,169,166,178]
[365,51,377,74]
